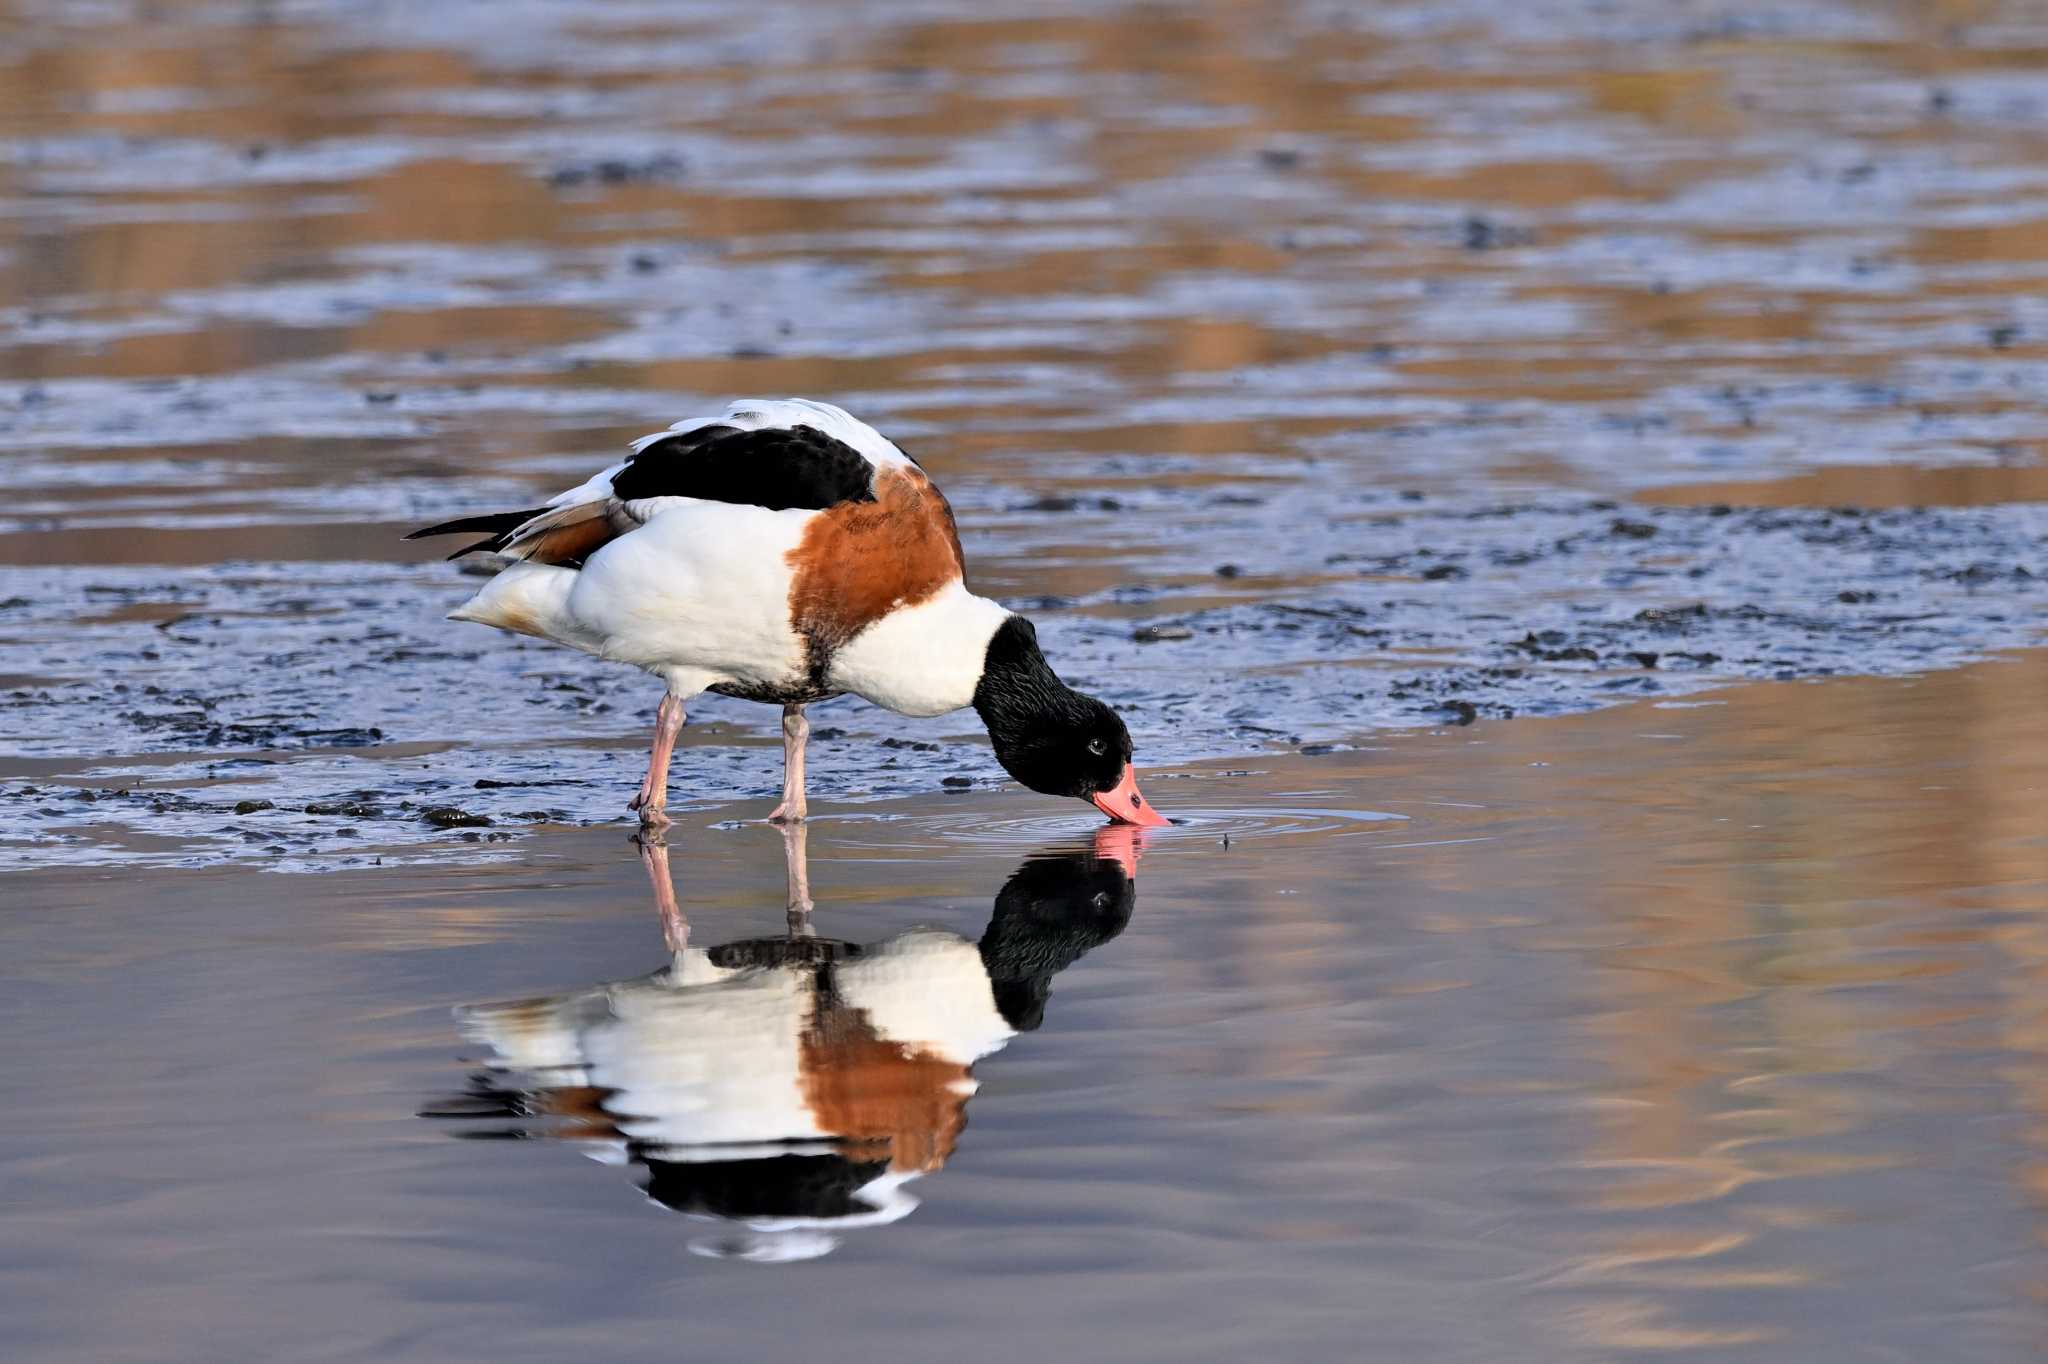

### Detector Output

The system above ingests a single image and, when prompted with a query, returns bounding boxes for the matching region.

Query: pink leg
[780,821,814,938]
[628,693,685,828]
[766,704,809,824]
[638,835,687,955]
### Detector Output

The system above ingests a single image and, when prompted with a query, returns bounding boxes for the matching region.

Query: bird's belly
[566,504,813,692]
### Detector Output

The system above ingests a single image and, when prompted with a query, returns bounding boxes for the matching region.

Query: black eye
[1087,737,1107,756]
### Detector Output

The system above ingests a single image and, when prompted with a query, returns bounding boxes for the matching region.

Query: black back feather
[611,424,877,510]
[403,420,881,563]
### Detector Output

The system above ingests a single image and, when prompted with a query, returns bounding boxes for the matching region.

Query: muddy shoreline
[3,485,2039,869]
[6,0,2048,870]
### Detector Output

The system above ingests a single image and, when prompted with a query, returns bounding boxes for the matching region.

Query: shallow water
[6,0,2048,1359]
[10,655,2048,1361]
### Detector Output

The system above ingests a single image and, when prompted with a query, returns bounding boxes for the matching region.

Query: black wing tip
[405,509,547,542]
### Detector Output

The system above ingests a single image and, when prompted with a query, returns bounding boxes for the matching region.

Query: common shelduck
[425,828,1137,1261]
[407,398,1168,828]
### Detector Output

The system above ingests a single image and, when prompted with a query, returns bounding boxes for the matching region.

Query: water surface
[10,655,2048,1360]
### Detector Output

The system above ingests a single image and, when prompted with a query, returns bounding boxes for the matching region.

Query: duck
[406,398,1168,829]
[422,826,1139,1261]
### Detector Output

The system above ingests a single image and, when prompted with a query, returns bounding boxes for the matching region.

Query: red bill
[1089,763,1170,827]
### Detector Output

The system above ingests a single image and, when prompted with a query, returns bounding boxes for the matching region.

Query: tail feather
[406,508,551,560]
[410,502,632,568]
[405,508,545,541]
[499,502,630,567]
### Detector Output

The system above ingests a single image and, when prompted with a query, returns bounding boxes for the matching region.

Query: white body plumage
[446,398,1010,714]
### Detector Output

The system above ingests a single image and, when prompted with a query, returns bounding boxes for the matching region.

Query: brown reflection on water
[912,642,2048,1352]
[7,0,2048,510]
[1450,650,2048,1351]
[1646,460,2048,508]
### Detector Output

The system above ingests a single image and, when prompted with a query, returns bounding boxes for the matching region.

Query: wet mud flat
[7,653,2048,1363]
[0,492,2039,870]
[5,0,2048,866]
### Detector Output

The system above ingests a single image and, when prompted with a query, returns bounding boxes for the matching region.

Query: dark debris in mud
[419,806,492,829]
[544,153,686,189]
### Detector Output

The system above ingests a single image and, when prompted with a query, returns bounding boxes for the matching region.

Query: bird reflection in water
[422,824,1140,1262]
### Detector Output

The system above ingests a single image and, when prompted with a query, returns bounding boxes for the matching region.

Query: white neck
[826,584,1012,718]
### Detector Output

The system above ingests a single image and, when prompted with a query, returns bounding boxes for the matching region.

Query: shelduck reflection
[422,825,1140,1262]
